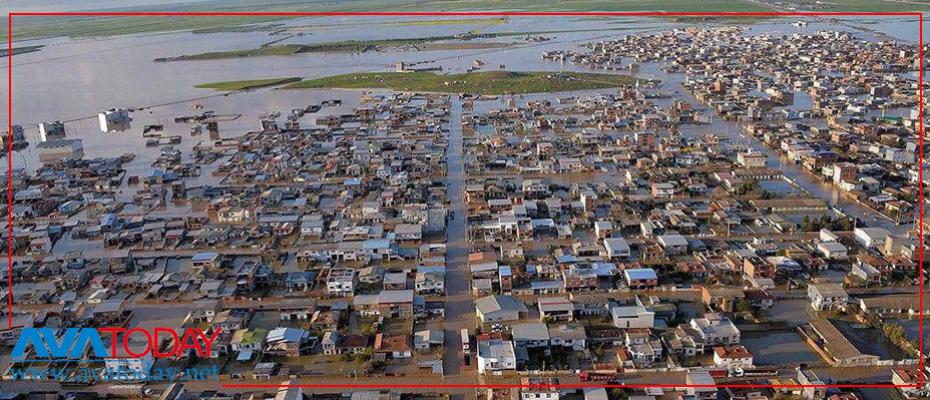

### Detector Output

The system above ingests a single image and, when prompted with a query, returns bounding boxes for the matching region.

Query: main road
[441,95,479,384]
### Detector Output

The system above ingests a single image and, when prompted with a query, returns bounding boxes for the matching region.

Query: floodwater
[1,15,920,237]
[831,319,910,360]
[741,331,820,366]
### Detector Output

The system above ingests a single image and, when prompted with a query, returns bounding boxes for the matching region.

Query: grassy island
[281,71,646,95]
[195,77,302,91]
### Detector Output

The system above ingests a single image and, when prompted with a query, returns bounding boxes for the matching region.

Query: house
[274,384,303,400]
[817,241,848,260]
[690,313,740,346]
[520,377,560,400]
[537,297,574,322]
[808,283,848,311]
[414,329,444,350]
[353,290,415,318]
[743,288,775,310]
[713,345,754,371]
[394,223,423,243]
[561,264,598,290]
[339,334,370,355]
[191,251,221,271]
[322,331,342,355]
[892,368,930,399]
[657,234,688,255]
[231,329,267,354]
[326,268,357,297]
[623,268,658,289]
[737,151,766,168]
[582,388,608,400]
[374,333,412,358]
[683,371,718,400]
[511,323,550,350]
[476,336,516,374]
[603,237,631,259]
[415,270,445,295]
[661,325,704,357]
[383,272,407,290]
[265,327,312,357]
[798,368,826,400]
[609,297,655,329]
[548,324,586,351]
[854,227,890,249]
[105,344,155,381]
[594,220,613,239]
[475,295,528,323]
[0,314,33,345]
[850,263,881,284]
[186,299,221,324]
[701,286,745,313]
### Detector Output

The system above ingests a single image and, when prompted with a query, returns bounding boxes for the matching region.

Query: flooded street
[441,94,476,379]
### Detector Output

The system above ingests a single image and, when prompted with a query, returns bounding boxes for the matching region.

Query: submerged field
[154,27,633,62]
[280,70,644,95]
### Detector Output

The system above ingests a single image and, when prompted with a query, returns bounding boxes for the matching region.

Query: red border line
[6,10,925,391]
[917,13,925,388]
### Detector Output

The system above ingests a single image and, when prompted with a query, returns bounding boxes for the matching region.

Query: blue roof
[191,251,220,262]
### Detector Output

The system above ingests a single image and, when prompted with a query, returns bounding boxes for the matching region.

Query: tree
[735,299,753,313]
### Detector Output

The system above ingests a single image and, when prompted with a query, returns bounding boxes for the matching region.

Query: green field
[282,70,645,95]
[195,77,302,90]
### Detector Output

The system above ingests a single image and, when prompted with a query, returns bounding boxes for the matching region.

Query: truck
[461,328,471,356]
[730,367,779,378]
[579,371,621,383]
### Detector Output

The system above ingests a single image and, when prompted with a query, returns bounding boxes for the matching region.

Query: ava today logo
[12,327,222,360]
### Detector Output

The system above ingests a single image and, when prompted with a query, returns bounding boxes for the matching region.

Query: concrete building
[98,108,131,132]
[807,283,848,311]
[38,121,66,142]
[713,345,754,371]
[476,337,516,374]
[36,139,83,163]
[609,297,655,329]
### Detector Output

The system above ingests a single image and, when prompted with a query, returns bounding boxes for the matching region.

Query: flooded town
[0,4,929,400]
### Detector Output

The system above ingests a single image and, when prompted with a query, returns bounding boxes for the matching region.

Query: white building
[603,237,631,259]
[690,313,740,346]
[37,121,65,142]
[609,298,655,329]
[98,108,131,132]
[476,338,516,374]
[657,234,688,255]
[817,241,848,260]
[326,268,357,297]
[737,151,767,168]
[854,227,890,249]
[683,371,718,400]
[807,283,848,311]
[713,345,754,371]
[104,345,154,381]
